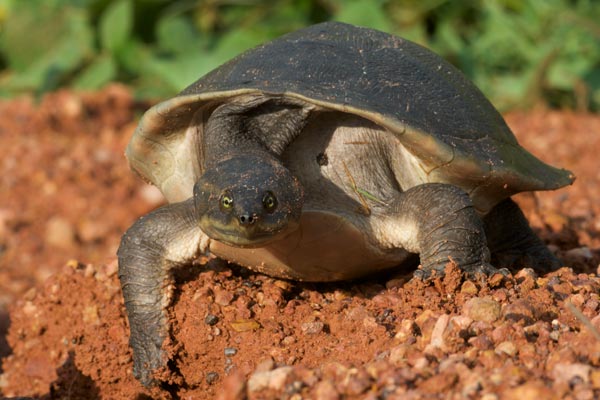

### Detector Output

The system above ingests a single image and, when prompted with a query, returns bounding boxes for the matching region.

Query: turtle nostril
[238,213,257,226]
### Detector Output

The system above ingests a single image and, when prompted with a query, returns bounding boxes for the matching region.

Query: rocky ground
[0,86,599,399]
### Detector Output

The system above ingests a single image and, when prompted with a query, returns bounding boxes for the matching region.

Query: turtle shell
[127,21,573,213]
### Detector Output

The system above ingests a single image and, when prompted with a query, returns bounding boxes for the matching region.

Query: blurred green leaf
[211,28,271,65]
[115,38,151,75]
[99,0,133,54]
[0,3,93,95]
[0,0,598,110]
[334,0,391,31]
[156,14,204,55]
[73,54,117,90]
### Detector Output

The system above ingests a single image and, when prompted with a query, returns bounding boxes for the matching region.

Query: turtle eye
[262,191,277,213]
[219,191,234,212]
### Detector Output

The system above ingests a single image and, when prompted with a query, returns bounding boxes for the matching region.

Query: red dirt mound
[1,87,599,398]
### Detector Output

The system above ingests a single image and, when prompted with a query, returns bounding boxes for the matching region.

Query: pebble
[347,306,368,321]
[224,347,237,357]
[501,380,553,399]
[427,314,450,351]
[61,92,83,117]
[362,315,378,330]
[76,218,109,243]
[273,280,292,290]
[460,280,478,295]
[45,217,75,249]
[254,357,275,373]
[449,315,473,331]
[281,335,296,346]
[584,298,599,313]
[549,331,561,341]
[495,341,517,357]
[488,272,504,287]
[502,299,536,323]
[412,356,429,371]
[570,293,586,308]
[515,268,538,280]
[394,319,415,342]
[468,334,493,350]
[82,305,100,326]
[389,344,409,365]
[339,368,371,396]
[230,319,260,332]
[514,268,537,287]
[463,297,501,323]
[419,370,458,394]
[206,371,219,384]
[214,288,234,306]
[205,314,219,325]
[301,320,325,335]
[314,379,339,400]
[104,260,118,277]
[591,370,600,389]
[333,290,350,301]
[22,288,37,302]
[322,362,349,379]
[552,363,591,384]
[216,371,246,400]
[247,366,294,392]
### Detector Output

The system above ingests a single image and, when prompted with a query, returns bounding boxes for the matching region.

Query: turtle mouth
[201,221,295,248]
[215,230,277,248]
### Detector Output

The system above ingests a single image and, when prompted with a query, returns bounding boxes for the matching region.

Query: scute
[127,21,574,211]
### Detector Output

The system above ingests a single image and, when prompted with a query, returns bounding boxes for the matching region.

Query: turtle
[117,21,574,386]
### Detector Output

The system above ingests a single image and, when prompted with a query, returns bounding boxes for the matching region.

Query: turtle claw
[413,261,447,280]
[462,263,505,278]
[414,261,507,281]
[131,335,166,387]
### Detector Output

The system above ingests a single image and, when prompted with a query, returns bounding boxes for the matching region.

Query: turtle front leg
[483,198,562,272]
[117,198,207,386]
[382,183,496,278]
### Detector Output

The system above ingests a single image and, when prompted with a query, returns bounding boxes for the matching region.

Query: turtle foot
[130,328,168,387]
[492,246,562,273]
[414,261,506,281]
[484,199,563,274]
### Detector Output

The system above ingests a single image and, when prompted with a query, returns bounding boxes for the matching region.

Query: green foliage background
[0,0,599,111]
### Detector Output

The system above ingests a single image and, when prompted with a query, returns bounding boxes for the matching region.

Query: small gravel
[205,314,219,326]
[464,297,502,322]
[205,371,219,385]
[224,347,237,356]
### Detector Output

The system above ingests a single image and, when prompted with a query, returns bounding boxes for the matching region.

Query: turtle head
[193,155,304,247]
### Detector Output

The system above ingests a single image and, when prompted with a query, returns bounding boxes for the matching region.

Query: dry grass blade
[342,160,370,215]
[565,301,600,341]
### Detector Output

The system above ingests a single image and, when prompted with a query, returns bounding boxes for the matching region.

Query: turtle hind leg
[483,198,561,272]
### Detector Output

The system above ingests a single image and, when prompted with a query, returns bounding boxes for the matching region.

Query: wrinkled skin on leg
[483,198,561,272]
[382,183,498,279]
[382,183,558,279]
[118,198,205,386]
